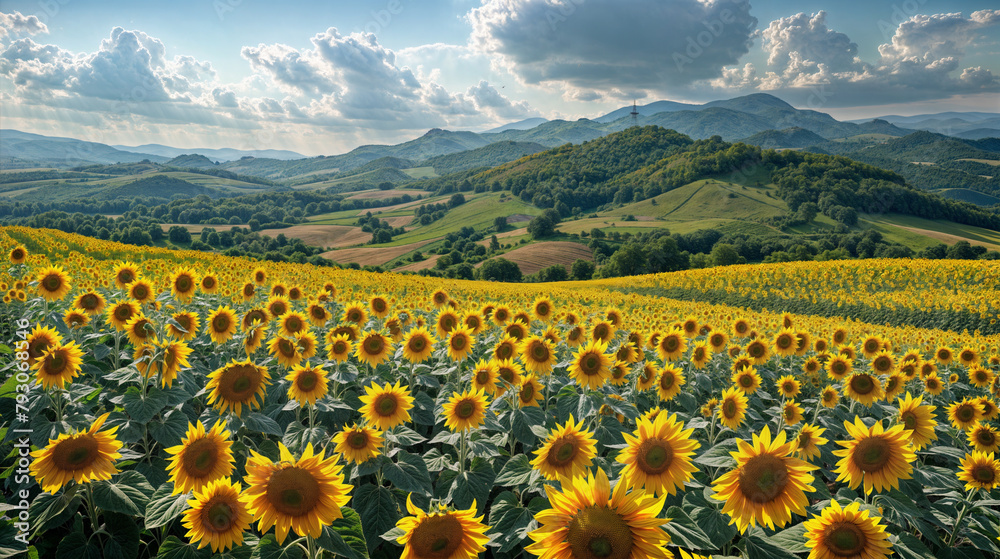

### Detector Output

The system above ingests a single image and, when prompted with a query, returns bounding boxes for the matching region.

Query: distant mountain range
[2,93,996,176]
[111,143,306,161]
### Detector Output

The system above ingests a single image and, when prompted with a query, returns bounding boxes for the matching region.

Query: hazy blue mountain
[952,128,1000,140]
[1,129,169,166]
[595,100,701,123]
[112,143,306,161]
[485,118,609,146]
[643,107,773,141]
[483,118,549,133]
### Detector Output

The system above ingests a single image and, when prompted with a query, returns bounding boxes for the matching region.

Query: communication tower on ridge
[630,100,639,127]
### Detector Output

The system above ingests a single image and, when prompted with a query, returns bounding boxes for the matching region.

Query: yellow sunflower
[525,468,672,559]
[127,279,156,305]
[159,340,193,388]
[773,328,798,357]
[286,362,329,407]
[521,335,556,375]
[267,296,290,318]
[843,372,885,406]
[493,359,524,396]
[776,375,801,399]
[935,345,954,365]
[166,421,235,494]
[977,396,999,420]
[355,330,393,368]
[200,274,218,294]
[826,355,853,381]
[168,311,200,341]
[206,306,238,344]
[821,385,840,408]
[783,400,805,426]
[530,415,598,481]
[609,360,630,386]
[590,319,616,344]
[656,330,686,362]
[325,333,353,363]
[690,341,712,369]
[636,363,658,392]
[948,398,984,430]
[206,359,271,416]
[36,265,72,301]
[63,310,89,329]
[446,327,474,362]
[333,424,384,465]
[968,422,1000,453]
[803,500,893,559]
[794,424,828,462]
[617,412,700,496]
[833,417,916,494]
[442,388,489,432]
[359,381,414,430]
[32,340,84,390]
[112,261,139,289]
[744,339,770,365]
[493,335,520,362]
[74,291,106,315]
[396,495,489,559]
[882,373,906,402]
[731,366,761,395]
[277,311,309,338]
[656,364,685,402]
[9,244,27,264]
[896,392,938,450]
[958,346,980,368]
[29,412,122,492]
[860,335,884,359]
[268,335,303,368]
[958,451,1000,492]
[170,269,198,300]
[517,374,544,408]
[569,340,612,389]
[244,322,268,356]
[924,372,944,395]
[969,367,994,389]
[182,477,251,553]
[125,314,157,347]
[712,425,817,533]
[242,443,353,544]
[402,327,436,363]
[470,359,499,396]
[718,386,749,430]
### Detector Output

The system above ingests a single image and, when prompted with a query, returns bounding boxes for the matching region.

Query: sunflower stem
[459,429,468,474]
[83,482,100,535]
[306,536,318,559]
[947,487,978,545]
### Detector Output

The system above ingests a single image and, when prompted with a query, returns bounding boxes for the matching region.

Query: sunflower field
[1,225,999,559]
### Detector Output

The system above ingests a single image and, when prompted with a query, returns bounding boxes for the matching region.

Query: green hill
[425,141,547,174]
[166,154,218,168]
[741,127,827,149]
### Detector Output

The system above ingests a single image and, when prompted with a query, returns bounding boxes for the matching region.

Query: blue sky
[1,0,998,155]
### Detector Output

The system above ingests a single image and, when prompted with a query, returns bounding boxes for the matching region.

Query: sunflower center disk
[582,355,601,375]
[532,345,548,360]
[851,376,874,395]
[452,337,466,350]
[206,501,235,532]
[852,437,892,472]
[48,353,67,374]
[410,513,464,559]
[958,405,975,422]
[660,373,674,389]
[43,275,61,291]
[213,316,230,332]
[974,465,996,483]
[637,439,674,475]
[183,438,220,477]
[267,467,321,516]
[548,437,579,467]
[978,431,995,446]
[567,505,633,559]
[52,435,99,470]
[740,376,753,388]
[825,522,866,556]
[738,454,789,503]
[520,384,534,401]
[475,370,489,384]
[220,365,260,400]
[723,400,738,418]
[376,395,398,416]
[348,432,368,449]
[456,400,476,419]
[297,371,318,391]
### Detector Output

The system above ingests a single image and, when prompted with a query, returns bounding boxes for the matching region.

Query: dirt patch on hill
[321,239,433,266]
[392,255,441,272]
[380,216,414,228]
[505,214,534,224]
[346,189,431,200]
[893,225,1000,250]
[259,225,371,249]
[476,241,594,276]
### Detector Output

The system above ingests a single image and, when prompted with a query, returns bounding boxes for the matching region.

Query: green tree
[571,259,595,280]
[527,215,555,239]
[477,257,522,282]
[710,243,742,267]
